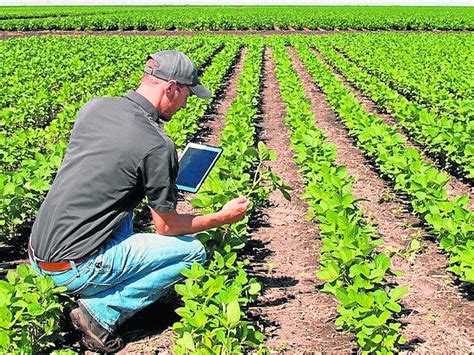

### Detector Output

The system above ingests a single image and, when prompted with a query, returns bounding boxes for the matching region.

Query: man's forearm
[151,196,249,236]
[156,211,225,236]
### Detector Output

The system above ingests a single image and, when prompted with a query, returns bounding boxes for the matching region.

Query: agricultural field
[0,8,473,354]
[0,6,473,30]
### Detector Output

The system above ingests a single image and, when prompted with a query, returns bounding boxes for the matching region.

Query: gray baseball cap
[144,50,212,99]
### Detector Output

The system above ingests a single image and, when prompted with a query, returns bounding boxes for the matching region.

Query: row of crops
[315,34,474,181]
[0,6,473,30]
[0,33,472,352]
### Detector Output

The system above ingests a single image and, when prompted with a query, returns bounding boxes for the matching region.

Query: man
[28,50,250,352]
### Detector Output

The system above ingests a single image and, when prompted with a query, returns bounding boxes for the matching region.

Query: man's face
[160,81,191,121]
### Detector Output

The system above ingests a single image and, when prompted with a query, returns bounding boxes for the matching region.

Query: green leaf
[226,300,241,324]
[248,282,261,295]
[0,281,14,294]
[177,332,195,351]
[389,286,408,301]
[363,314,381,327]
[194,310,207,329]
[27,303,45,316]
[0,330,10,349]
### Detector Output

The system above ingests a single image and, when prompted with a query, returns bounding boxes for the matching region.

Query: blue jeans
[29,213,206,333]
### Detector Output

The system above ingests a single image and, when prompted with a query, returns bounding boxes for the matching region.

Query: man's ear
[165,80,179,98]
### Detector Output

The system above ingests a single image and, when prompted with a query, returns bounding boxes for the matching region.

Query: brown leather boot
[69,304,125,353]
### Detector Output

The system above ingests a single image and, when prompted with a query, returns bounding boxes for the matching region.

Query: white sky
[1,0,473,6]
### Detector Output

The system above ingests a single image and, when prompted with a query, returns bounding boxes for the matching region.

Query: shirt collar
[124,90,160,122]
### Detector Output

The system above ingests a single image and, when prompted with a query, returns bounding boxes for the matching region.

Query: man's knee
[187,237,206,265]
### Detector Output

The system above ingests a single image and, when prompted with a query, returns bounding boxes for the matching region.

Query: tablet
[176,143,223,193]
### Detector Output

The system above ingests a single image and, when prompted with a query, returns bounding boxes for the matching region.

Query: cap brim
[189,83,212,99]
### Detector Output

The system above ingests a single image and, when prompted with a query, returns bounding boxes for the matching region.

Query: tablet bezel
[176,142,223,193]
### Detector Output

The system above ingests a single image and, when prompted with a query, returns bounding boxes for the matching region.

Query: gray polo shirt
[30,90,179,262]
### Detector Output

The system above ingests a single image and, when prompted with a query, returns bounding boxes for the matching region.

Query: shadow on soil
[59,291,182,352]
[0,222,31,277]
[242,202,303,341]
[456,280,474,301]
[119,292,181,343]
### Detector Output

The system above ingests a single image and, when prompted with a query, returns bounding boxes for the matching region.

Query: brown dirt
[289,46,474,352]
[312,48,474,209]
[246,47,353,352]
[203,47,247,147]
[117,45,248,354]
[1,29,472,40]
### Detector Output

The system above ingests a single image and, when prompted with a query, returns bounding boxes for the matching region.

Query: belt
[28,244,88,272]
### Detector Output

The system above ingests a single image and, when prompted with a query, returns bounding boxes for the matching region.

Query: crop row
[169,39,288,353]
[329,33,473,121]
[271,38,406,353]
[312,38,474,181]
[1,36,222,173]
[0,36,222,136]
[0,6,473,30]
[291,38,473,283]
[1,37,128,133]
[0,6,123,20]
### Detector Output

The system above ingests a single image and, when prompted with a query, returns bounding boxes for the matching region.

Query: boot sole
[69,308,125,353]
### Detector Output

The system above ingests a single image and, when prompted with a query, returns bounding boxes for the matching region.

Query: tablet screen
[176,144,222,193]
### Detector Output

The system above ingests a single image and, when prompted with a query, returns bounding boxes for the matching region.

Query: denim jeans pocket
[74,253,116,297]
[92,250,113,273]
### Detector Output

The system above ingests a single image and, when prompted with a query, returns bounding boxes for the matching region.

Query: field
[0,6,473,354]
[0,6,473,30]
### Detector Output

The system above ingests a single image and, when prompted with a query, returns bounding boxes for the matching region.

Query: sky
[1,0,473,5]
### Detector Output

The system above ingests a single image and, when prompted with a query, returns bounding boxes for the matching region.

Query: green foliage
[293,37,474,283]
[173,256,264,354]
[0,6,473,31]
[314,34,474,180]
[0,264,67,353]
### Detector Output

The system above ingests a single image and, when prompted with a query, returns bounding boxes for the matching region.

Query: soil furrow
[201,47,248,147]
[246,47,353,352]
[312,48,474,209]
[289,46,474,352]
[117,47,249,354]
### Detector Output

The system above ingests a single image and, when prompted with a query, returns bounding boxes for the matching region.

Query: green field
[0,6,473,30]
[0,8,473,354]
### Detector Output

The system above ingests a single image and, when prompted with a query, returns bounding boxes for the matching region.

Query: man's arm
[151,196,250,236]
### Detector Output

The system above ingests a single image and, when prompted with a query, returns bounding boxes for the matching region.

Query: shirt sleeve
[137,143,179,212]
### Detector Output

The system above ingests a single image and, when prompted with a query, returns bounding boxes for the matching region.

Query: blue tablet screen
[177,147,220,190]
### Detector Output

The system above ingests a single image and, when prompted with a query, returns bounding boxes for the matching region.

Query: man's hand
[217,196,251,225]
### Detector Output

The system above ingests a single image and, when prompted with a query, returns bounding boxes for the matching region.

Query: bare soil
[289,46,474,352]
[245,48,353,352]
[116,44,248,354]
[203,47,248,147]
[312,48,474,208]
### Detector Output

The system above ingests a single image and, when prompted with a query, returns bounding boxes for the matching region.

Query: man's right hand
[218,196,251,225]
